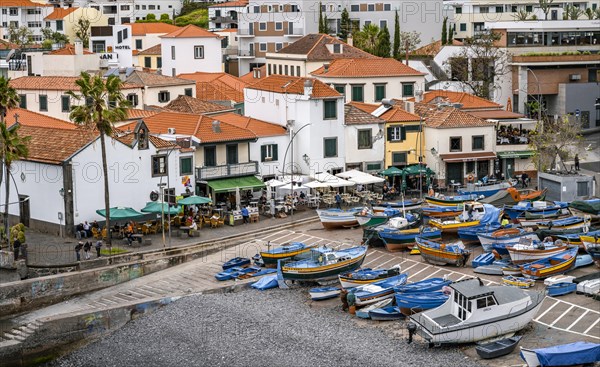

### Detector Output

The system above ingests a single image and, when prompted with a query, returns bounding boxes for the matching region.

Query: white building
[311,58,426,104]
[244,75,347,176]
[343,104,385,173]
[90,24,134,68]
[116,69,197,108]
[160,24,223,76]
[0,0,54,43]
[22,42,99,77]
[4,121,192,236]
[128,22,181,63]
[208,0,247,31]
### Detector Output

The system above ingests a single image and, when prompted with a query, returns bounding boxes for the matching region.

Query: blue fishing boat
[394,277,452,293]
[520,342,600,367]
[249,269,277,277]
[279,245,368,281]
[371,199,423,213]
[520,246,578,279]
[458,181,512,197]
[353,273,409,306]
[546,282,577,297]
[421,205,463,219]
[395,292,449,315]
[424,194,480,207]
[338,266,401,289]
[258,241,316,267]
[478,228,540,253]
[222,257,251,270]
[535,216,587,230]
[492,243,510,257]
[380,226,442,252]
[557,229,600,247]
[251,274,278,290]
[317,207,362,229]
[215,266,244,281]
[309,286,341,301]
[575,254,594,268]
[472,252,495,268]
[457,223,502,243]
[355,299,393,319]
[234,265,263,279]
[504,201,569,220]
[369,306,405,321]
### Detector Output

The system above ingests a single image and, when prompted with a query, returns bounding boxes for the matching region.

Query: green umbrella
[380,166,404,176]
[404,165,435,176]
[141,202,181,215]
[177,195,212,205]
[401,170,407,192]
[96,207,145,220]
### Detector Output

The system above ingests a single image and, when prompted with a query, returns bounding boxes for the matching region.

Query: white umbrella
[336,170,385,185]
[266,179,286,188]
[310,172,356,188]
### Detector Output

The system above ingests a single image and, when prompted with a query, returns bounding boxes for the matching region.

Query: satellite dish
[5,49,15,62]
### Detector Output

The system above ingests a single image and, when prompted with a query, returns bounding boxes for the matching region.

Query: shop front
[496,150,536,180]
[438,152,497,185]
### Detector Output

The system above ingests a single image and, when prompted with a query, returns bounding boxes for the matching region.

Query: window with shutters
[144,57,151,68]
[366,162,381,171]
[127,93,138,107]
[358,129,372,149]
[374,84,386,102]
[152,155,168,176]
[450,137,462,152]
[157,57,162,68]
[19,94,26,109]
[184,88,193,97]
[171,45,175,59]
[392,152,407,165]
[261,144,278,162]
[323,99,337,119]
[334,84,345,95]
[351,85,364,102]
[472,135,484,150]
[61,95,70,112]
[39,95,48,112]
[180,157,193,175]
[402,83,414,97]
[158,91,170,103]
[194,45,204,59]
[324,137,337,158]
[226,144,238,164]
[135,39,142,49]
[387,126,405,142]
[204,146,216,166]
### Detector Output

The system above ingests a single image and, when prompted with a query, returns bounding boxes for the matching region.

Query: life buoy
[467,174,475,182]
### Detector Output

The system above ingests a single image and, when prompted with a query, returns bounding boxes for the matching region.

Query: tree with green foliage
[538,0,554,20]
[452,24,456,39]
[446,22,453,45]
[74,17,91,48]
[318,2,326,33]
[7,25,32,47]
[41,27,69,48]
[529,116,584,172]
[585,8,594,19]
[398,30,421,64]
[564,5,583,19]
[146,14,157,21]
[441,17,447,45]
[160,13,170,21]
[0,77,19,243]
[512,9,532,20]
[353,23,380,55]
[339,8,350,40]
[393,11,400,59]
[375,26,391,57]
[67,72,131,245]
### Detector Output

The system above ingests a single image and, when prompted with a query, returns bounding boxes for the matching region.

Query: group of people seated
[75,221,100,240]
[497,126,531,144]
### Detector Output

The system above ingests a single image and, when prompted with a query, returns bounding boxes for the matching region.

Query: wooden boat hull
[353,274,409,306]
[479,232,540,252]
[580,234,600,251]
[546,282,577,297]
[424,195,478,207]
[520,248,578,279]
[507,245,569,264]
[355,215,388,227]
[476,336,522,359]
[338,268,400,289]
[429,219,481,233]
[520,343,600,367]
[421,206,463,218]
[502,276,535,288]
[309,287,341,301]
[369,306,404,321]
[458,182,512,198]
[381,228,442,252]
[260,247,314,267]
[372,200,423,212]
[281,247,368,281]
[535,216,587,230]
[395,292,449,315]
[416,239,471,267]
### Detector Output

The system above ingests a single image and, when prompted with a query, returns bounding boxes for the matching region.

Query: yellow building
[44,7,108,46]
[137,44,162,70]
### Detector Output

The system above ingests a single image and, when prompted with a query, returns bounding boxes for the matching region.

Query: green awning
[207,175,265,193]
[497,150,535,159]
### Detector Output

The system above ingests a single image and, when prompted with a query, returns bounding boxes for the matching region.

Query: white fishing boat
[506,240,569,264]
[316,208,362,229]
[478,228,540,253]
[407,278,544,345]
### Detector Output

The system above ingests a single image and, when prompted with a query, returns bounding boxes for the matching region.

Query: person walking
[83,241,91,260]
[95,241,102,258]
[12,238,21,261]
[335,192,342,209]
[75,241,83,262]
[574,154,580,171]
[241,206,249,224]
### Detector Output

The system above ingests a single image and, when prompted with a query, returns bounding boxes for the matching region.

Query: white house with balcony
[160,25,223,77]
[343,104,386,173]
[90,24,134,68]
[0,0,54,43]
[244,75,347,176]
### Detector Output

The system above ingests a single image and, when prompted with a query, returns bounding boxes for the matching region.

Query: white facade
[141,84,196,108]
[344,122,385,173]
[24,45,100,77]
[208,3,244,31]
[0,2,54,43]
[90,24,134,68]
[160,36,223,76]
[251,135,290,178]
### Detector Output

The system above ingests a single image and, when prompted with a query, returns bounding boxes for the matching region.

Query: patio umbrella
[141,202,181,215]
[380,166,403,176]
[177,195,212,205]
[401,170,407,193]
[404,165,435,176]
[96,207,145,220]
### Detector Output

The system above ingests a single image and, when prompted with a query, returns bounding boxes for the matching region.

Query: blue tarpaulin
[480,204,502,226]
[251,275,279,291]
[535,342,600,366]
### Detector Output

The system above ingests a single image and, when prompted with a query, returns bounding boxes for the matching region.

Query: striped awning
[439,151,496,162]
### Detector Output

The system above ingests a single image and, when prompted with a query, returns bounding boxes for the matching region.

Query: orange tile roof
[121,111,257,143]
[0,0,52,7]
[410,90,502,110]
[412,39,463,57]
[165,95,233,115]
[239,65,266,84]
[0,39,18,50]
[344,104,385,125]
[17,125,97,164]
[126,109,160,120]
[10,76,142,91]
[178,72,247,103]
[6,107,76,129]
[211,112,286,137]
[47,44,94,55]
[276,34,376,61]
[137,44,161,55]
[115,131,177,149]
[414,103,494,129]
[124,23,181,36]
[466,110,525,119]
[246,75,341,99]
[44,7,78,20]
[348,102,420,122]
[160,24,220,39]
[209,0,248,7]
[312,58,424,78]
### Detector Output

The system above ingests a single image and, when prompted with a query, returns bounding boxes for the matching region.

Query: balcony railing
[210,16,234,23]
[237,49,254,57]
[285,28,304,36]
[496,134,530,145]
[196,161,259,180]
[7,59,27,71]
[237,28,254,36]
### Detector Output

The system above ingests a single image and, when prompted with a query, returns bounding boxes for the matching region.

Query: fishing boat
[355,207,400,228]
[369,306,404,321]
[474,264,505,276]
[222,257,251,270]
[429,203,501,233]
[363,214,421,247]
[544,274,575,286]
[309,286,341,301]
[556,228,600,248]
[316,207,362,229]
[520,342,600,367]
[251,274,279,290]
[502,275,535,288]
[421,205,464,219]
[577,278,600,296]
[575,254,594,268]
[502,264,522,276]
[580,233,600,251]
[520,247,578,279]
[380,227,442,252]
[394,277,452,293]
[587,247,600,268]
[215,266,244,281]
[234,265,263,279]
[338,266,401,289]
[506,241,569,264]
[535,216,588,230]
[258,242,316,267]
[416,237,472,267]
[546,282,577,297]
[478,228,540,253]
[395,292,449,315]
[458,223,502,244]
[507,187,547,202]
[569,198,600,222]
[471,252,495,268]
[517,213,572,228]
[503,201,569,220]
[458,181,512,198]
[407,278,545,345]
[355,299,392,319]
[475,335,523,359]
[353,273,409,306]
[371,199,423,213]
[424,194,480,207]
[278,245,368,281]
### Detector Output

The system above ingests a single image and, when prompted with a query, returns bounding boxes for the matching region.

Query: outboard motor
[407,322,417,344]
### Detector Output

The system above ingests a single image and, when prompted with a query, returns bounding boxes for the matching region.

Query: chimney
[212,120,221,133]
[74,39,83,55]
[347,34,353,47]
[323,63,330,73]
[303,79,313,96]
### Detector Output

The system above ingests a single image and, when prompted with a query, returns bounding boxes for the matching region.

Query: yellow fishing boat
[428,202,500,233]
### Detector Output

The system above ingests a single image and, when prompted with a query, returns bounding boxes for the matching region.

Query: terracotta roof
[10,76,142,91]
[466,110,525,119]
[178,72,246,103]
[0,39,18,50]
[126,109,160,120]
[211,112,286,137]
[125,70,195,87]
[412,39,463,57]
[115,131,177,149]
[137,44,161,55]
[18,125,97,164]
[165,95,233,115]
[160,24,220,39]
[47,44,94,55]
[414,103,494,129]
[344,104,385,125]
[209,0,248,7]
[239,65,266,84]
[312,58,424,78]
[6,108,76,129]
[275,34,376,61]
[246,75,341,99]
[44,7,78,20]
[120,111,257,143]
[409,90,502,110]
[348,102,420,122]
[124,23,181,36]
[0,0,52,7]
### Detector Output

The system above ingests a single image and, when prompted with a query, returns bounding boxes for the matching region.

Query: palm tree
[0,124,30,243]
[353,23,380,55]
[67,72,130,245]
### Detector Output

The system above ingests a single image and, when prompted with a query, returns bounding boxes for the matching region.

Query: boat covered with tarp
[520,342,600,367]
